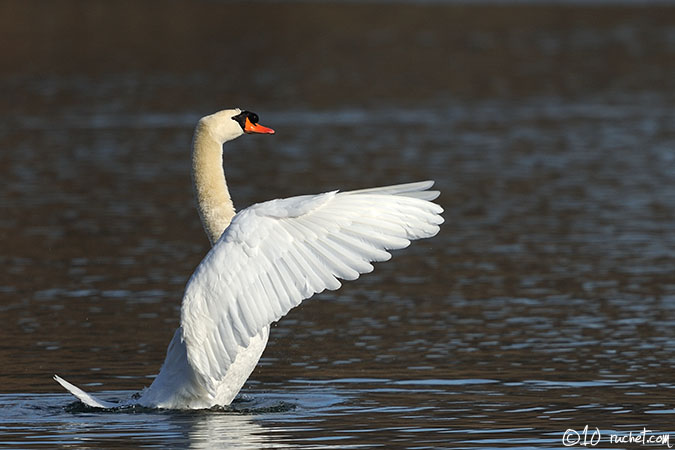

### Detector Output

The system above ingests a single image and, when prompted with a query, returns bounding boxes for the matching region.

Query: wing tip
[53,374,116,409]
[344,180,438,197]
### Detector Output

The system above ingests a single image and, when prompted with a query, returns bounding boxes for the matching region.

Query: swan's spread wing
[180,181,444,392]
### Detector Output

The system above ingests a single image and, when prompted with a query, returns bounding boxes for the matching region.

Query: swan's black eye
[232,111,248,130]
[248,112,259,124]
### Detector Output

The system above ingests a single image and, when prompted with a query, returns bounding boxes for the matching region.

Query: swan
[54,108,444,409]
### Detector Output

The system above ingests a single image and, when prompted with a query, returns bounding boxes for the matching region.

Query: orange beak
[244,117,275,134]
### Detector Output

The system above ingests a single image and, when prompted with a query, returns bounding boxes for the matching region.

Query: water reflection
[183,412,278,450]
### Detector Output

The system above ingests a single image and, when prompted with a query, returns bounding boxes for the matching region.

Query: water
[2,1,675,448]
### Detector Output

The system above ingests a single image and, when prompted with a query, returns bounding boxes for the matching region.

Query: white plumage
[54,108,444,409]
[183,182,442,395]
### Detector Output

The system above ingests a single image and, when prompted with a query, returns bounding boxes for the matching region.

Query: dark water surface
[2,1,675,448]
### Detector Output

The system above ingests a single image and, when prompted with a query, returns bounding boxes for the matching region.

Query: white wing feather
[180,181,444,393]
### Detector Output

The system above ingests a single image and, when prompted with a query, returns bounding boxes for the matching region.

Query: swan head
[200,108,275,143]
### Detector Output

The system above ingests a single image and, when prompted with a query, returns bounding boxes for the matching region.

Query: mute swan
[54,108,444,409]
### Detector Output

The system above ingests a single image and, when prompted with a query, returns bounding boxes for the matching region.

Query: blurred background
[1,0,675,448]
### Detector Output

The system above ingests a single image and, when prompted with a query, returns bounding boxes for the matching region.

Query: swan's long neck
[191,121,235,245]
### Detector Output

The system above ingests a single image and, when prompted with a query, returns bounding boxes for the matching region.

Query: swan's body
[55,108,444,409]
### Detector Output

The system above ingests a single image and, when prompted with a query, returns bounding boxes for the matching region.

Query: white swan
[54,108,444,409]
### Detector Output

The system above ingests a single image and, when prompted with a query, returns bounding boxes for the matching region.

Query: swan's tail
[53,374,117,409]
